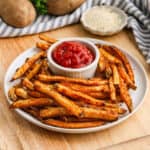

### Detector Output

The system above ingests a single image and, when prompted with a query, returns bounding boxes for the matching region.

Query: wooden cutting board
[0,24,150,150]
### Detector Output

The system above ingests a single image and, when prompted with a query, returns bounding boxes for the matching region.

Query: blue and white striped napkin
[0,0,150,63]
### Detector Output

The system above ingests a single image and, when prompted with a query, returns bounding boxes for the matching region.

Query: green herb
[31,0,48,15]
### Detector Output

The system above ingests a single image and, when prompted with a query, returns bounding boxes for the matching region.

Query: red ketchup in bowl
[52,41,94,68]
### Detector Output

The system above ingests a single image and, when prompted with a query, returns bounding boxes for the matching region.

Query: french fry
[23,107,40,119]
[36,42,50,51]
[90,77,105,81]
[15,88,28,99]
[105,62,112,78]
[61,82,109,93]
[44,119,105,128]
[11,51,45,81]
[37,74,108,85]
[100,106,126,115]
[22,78,34,90]
[26,62,42,80]
[118,65,136,89]
[40,107,118,121]
[100,48,121,64]
[28,91,49,98]
[109,77,116,101]
[74,101,114,109]
[82,107,118,121]
[99,55,106,72]
[10,98,54,109]
[111,64,120,85]
[55,83,116,108]
[119,78,133,112]
[39,34,57,43]
[34,81,83,117]
[87,92,109,99]
[40,107,68,118]
[8,87,17,101]
[40,59,51,75]
[60,117,99,122]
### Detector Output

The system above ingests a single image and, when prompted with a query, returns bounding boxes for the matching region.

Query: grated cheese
[83,6,123,32]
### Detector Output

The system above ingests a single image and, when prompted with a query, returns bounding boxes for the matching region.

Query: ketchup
[52,41,94,68]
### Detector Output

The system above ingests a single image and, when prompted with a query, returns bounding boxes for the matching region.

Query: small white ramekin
[81,6,128,36]
[47,38,100,78]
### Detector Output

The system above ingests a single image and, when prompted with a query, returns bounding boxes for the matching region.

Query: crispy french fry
[34,81,83,117]
[22,78,34,90]
[40,107,118,121]
[105,62,112,78]
[40,59,51,75]
[87,92,109,99]
[119,78,133,112]
[23,107,40,119]
[39,34,57,43]
[118,65,136,89]
[100,48,121,64]
[109,77,116,101]
[44,119,105,128]
[10,98,54,109]
[36,42,50,51]
[100,106,126,115]
[82,107,118,121]
[61,82,109,93]
[40,107,68,118]
[8,87,17,101]
[28,91,48,98]
[90,77,105,81]
[60,116,99,122]
[111,64,120,85]
[55,83,116,108]
[15,88,28,99]
[11,51,45,81]
[37,74,108,85]
[99,55,106,72]
[26,62,42,80]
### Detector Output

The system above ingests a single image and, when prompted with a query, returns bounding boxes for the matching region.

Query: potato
[0,0,36,28]
[47,0,85,15]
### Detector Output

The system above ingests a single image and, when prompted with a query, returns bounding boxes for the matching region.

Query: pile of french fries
[8,35,136,129]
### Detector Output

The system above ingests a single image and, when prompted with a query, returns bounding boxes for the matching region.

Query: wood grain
[0,24,150,150]
[102,135,150,150]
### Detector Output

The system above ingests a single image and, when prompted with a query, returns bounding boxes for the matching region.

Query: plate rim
[4,37,149,134]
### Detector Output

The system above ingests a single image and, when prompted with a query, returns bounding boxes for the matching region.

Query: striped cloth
[0,0,150,63]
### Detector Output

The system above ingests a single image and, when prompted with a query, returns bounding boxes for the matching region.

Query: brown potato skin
[0,0,36,28]
[47,0,85,15]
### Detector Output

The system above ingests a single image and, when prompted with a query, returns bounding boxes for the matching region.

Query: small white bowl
[81,6,128,36]
[47,38,100,78]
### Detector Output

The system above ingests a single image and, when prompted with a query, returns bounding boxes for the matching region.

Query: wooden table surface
[0,24,150,150]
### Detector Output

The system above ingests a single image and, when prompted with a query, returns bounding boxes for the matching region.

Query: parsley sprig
[31,0,48,15]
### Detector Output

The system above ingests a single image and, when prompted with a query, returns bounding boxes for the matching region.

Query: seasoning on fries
[11,51,45,81]
[8,37,136,129]
[55,83,116,107]
[34,81,83,117]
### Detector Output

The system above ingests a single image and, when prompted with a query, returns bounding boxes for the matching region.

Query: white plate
[4,38,148,134]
